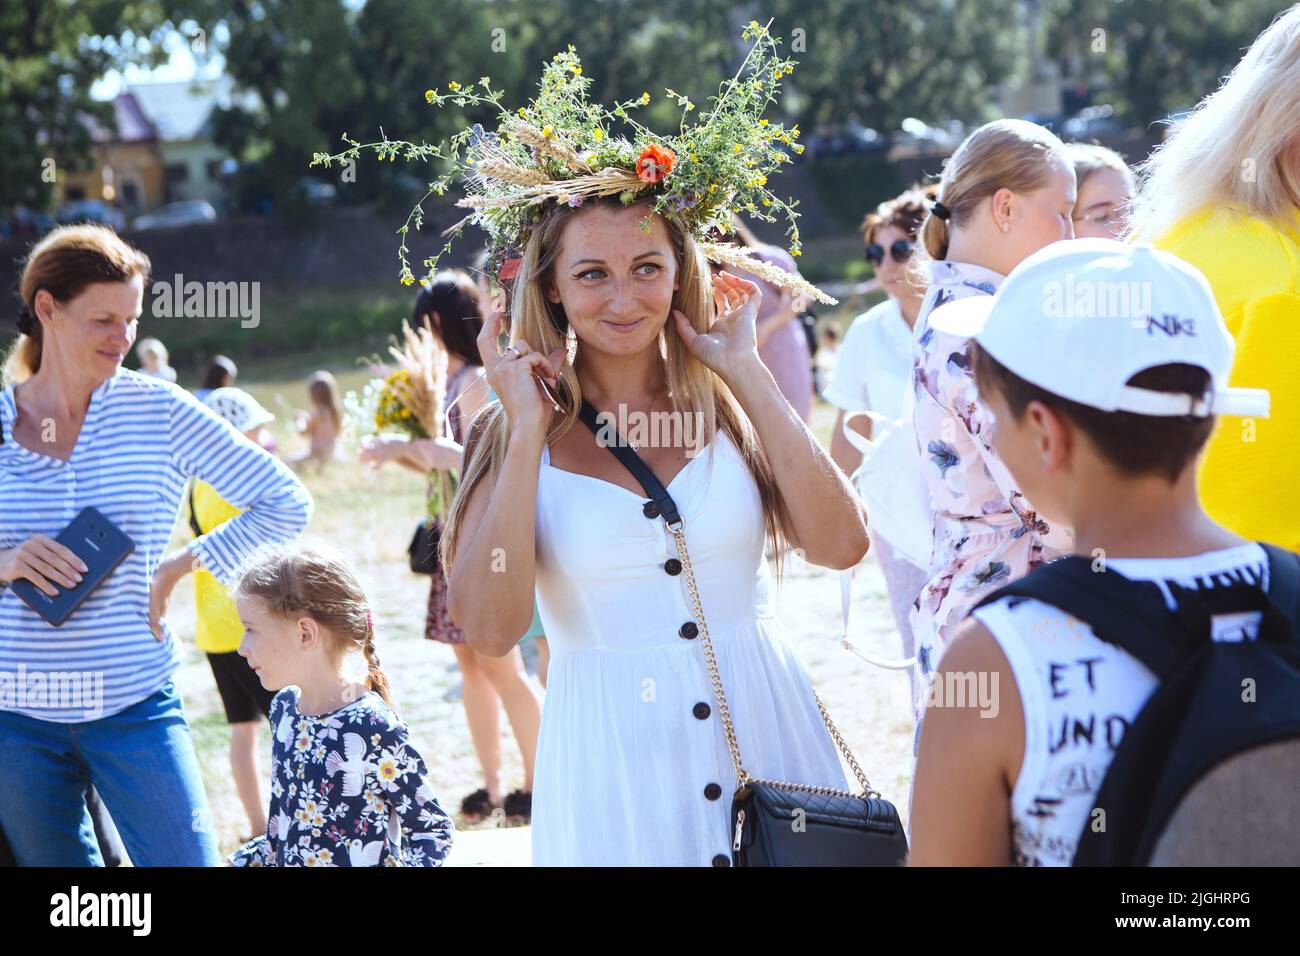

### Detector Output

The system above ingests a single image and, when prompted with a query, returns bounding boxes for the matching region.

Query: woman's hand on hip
[149,548,197,642]
[673,270,764,386]
[477,309,566,441]
[0,536,87,596]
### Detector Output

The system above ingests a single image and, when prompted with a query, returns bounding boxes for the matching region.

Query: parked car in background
[56,199,126,230]
[131,200,218,231]
[804,123,888,160]
[2,207,55,241]
[301,177,338,204]
[1063,104,1126,141]
[889,117,960,157]
[1022,111,1065,134]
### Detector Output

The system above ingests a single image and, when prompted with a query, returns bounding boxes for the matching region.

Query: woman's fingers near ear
[672,309,697,345]
[545,347,567,380]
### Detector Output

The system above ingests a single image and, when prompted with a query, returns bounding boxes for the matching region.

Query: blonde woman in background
[907,119,1076,746]
[135,337,177,382]
[1132,3,1300,552]
[1065,143,1135,239]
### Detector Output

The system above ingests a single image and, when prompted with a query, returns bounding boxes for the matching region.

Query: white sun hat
[203,387,276,433]
[926,238,1270,418]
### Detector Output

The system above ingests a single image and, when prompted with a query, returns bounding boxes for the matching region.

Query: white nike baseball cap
[927,238,1270,419]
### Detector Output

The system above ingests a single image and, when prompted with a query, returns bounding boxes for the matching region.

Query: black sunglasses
[865,239,913,267]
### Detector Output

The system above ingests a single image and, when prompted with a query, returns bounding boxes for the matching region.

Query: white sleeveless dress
[530,429,848,866]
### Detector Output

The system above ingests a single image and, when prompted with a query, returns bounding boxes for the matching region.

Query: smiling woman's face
[39,275,144,380]
[543,203,681,357]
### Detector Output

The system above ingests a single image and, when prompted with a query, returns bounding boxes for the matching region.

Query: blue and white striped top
[0,368,313,722]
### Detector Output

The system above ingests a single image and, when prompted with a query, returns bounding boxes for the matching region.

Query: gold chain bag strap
[670,519,876,799]
[575,400,908,866]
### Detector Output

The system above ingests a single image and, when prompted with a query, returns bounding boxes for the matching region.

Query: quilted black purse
[576,400,908,867]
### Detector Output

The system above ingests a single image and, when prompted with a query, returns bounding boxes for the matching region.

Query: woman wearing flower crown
[318,24,871,865]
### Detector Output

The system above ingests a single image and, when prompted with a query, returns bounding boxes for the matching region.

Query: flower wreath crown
[311,20,836,305]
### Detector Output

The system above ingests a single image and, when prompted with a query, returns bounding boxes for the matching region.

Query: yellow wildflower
[542,125,553,138]
[733,144,742,153]
[424,89,436,104]
[593,128,604,142]
[448,81,461,91]
[639,92,650,106]
[759,119,769,126]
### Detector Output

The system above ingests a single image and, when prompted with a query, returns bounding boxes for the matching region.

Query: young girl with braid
[228,546,454,867]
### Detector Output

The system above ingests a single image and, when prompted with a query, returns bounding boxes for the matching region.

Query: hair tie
[15,305,34,335]
[930,200,952,222]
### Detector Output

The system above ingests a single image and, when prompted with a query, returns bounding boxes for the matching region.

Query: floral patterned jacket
[908,261,1069,683]
[229,687,454,867]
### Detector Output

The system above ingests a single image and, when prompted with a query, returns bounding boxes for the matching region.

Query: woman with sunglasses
[826,186,934,681]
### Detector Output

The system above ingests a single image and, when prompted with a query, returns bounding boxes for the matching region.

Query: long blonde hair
[440,195,793,573]
[918,119,1068,261]
[1130,4,1300,240]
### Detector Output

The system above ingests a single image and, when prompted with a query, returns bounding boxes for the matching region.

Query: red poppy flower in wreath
[498,256,523,282]
[636,144,677,184]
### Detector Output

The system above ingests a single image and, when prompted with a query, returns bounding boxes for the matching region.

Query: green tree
[757,0,1028,131]
[1041,0,1286,124]
[0,1,170,215]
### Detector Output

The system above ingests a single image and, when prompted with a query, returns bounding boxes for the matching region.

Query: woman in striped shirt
[0,225,313,866]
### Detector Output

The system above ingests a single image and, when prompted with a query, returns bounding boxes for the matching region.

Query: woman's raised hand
[476,309,566,439]
[672,270,763,384]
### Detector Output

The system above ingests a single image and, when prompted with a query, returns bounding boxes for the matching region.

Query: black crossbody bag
[576,400,908,866]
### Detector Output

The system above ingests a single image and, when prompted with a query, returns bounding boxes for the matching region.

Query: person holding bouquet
[358,272,542,826]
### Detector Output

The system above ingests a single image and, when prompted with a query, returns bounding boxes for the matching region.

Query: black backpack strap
[187,483,205,538]
[576,399,681,525]
[974,557,1189,679]
[1261,543,1300,628]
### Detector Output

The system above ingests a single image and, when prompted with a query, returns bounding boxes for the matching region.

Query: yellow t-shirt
[191,480,245,654]
[1155,207,1300,550]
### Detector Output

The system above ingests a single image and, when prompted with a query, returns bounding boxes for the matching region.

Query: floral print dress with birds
[907,261,1068,741]
[228,686,454,866]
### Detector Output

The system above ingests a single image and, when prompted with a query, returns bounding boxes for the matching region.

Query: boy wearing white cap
[909,238,1288,865]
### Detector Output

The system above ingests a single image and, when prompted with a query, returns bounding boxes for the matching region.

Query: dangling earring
[1000,221,1011,233]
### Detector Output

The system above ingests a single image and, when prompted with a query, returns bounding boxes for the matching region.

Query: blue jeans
[0,680,220,866]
